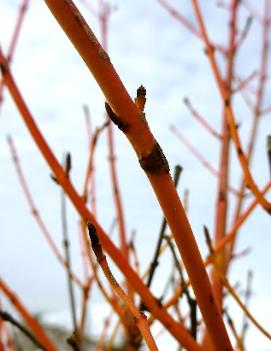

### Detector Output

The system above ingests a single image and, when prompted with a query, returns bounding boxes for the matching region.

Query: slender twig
[6,135,83,289]
[221,276,271,341]
[242,0,262,22]
[99,2,130,263]
[191,0,271,213]
[209,0,240,322]
[78,277,93,344]
[82,120,109,203]
[106,319,121,350]
[159,257,177,305]
[154,0,199,37]
[87,222,159,351]
[204,229,271,342]
[82,105,97,216]
[232,71,258,93]
[235,15,253,50]
[0,14,219,350]
[0,310,46,351]
[61,152,78,336]
[240,270,253,346]
[153,181,270,312]
[183,98,222,140]
[164,235,197,340]
[228,0,271,262]
[0,278,57,350]
[0,0,30,111]
[145,164,182,291]
[170,125,240,196]
[95,312,112,351]
[80,220,142,349]
[224,309,244,351]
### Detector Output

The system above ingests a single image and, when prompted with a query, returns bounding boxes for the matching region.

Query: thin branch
[0,0,30,111]
[224,309,244,351]
[183,98,222,140]
[164,235,197,340]
[87,222,159,351]
[61,152,78,336]
[221,276,271,341]
[152,179,271,313]
[240,271,253,346]
[0,310,46,351]
[235,16,253,50]
[170,125,241,196]
[154,0,226,53]
[0,10,218,349]
[145,164,182,291]
[6,135,83,289]
[0,278,57,350]
[191,0,271,213]
[232,71,258,94]
[228,0,271,262]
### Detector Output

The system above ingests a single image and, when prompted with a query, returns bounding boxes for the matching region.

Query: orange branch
[228,0,271,262]
[6,135,84,290]
[88,222,158,351]
[0,278,57,351]
[99,3,130,262]
[11,2,232,349]
[183,97,222,140]
[211,0,240,312]
[0,52,199,347]
[0,0,30,110]
[191,0,271,213]
[170,125,240,196]
[154,181,271,314]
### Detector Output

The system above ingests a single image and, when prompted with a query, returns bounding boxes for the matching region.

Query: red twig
[0,0,30,110]
[170,125,240,196]
[6,135,84,289]
[183,98,222,140]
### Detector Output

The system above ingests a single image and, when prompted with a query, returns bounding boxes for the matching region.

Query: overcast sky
[0,1,271,350]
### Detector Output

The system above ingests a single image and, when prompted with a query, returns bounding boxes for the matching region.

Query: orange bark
[0,50,201,350]
[41,2,232,349]
[191,0,271,213]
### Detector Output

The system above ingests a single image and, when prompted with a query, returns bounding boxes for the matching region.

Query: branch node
[139,141,170,174]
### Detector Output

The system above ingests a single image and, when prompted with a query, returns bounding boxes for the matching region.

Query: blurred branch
[0,310,46,351]
[61,152,78,336]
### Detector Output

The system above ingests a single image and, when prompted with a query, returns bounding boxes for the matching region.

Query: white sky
[0,0,271,350]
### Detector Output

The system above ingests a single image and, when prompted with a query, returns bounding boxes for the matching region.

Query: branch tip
[87,221,98,244]
[183,97,190,105]
[87,221,104,261]
[137,85,146,98]
[65,152,72,176]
